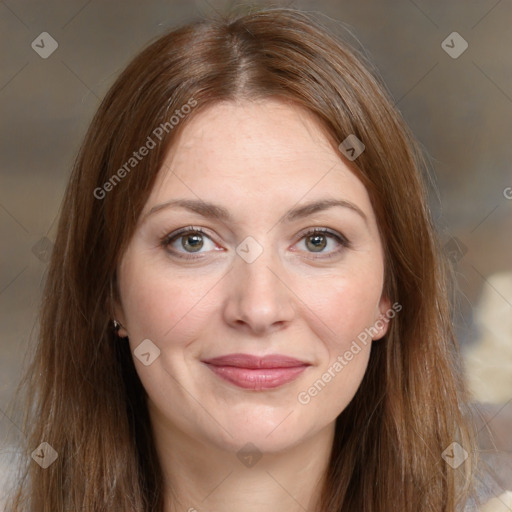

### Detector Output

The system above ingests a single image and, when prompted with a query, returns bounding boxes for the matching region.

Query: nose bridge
[236,234,282,297]
[224,234,295,331]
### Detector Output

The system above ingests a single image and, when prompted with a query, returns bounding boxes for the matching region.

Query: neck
[151,409,335,512]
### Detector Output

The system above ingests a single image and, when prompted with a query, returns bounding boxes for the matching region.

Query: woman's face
[114,99,391,454]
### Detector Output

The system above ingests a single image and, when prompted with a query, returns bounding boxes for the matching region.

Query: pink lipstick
[202,353,310,390]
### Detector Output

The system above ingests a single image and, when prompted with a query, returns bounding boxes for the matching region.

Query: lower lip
[204,364,309,390]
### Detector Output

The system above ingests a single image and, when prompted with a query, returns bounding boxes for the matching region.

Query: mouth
[201,353,311,390]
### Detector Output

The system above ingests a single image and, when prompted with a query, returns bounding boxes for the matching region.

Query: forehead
[145,99,375,223]
[168,99,337,166]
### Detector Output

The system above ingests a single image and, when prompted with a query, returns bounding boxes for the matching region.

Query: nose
[222,240,297,335]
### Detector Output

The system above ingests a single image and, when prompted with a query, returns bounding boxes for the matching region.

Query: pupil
[307,234,326,252]
[183,234,203,252]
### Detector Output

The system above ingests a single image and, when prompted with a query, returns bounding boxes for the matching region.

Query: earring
[113,319,127,338]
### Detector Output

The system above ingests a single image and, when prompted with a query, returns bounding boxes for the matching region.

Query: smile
[202,353,311,390]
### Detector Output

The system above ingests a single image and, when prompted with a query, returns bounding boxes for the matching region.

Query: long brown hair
[7,4,477,511]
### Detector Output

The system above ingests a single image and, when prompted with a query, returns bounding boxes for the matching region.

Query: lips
[202,353,311,390]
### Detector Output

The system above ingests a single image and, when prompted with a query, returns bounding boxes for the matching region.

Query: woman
[7,5,477,511]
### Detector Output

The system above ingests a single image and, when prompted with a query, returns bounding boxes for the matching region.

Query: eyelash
[160,225,351,260]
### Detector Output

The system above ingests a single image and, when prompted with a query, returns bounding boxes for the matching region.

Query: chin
[211,429,305,456]
[204,410,314,454]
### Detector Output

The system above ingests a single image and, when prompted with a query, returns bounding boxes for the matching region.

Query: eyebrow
[143,198,368,225]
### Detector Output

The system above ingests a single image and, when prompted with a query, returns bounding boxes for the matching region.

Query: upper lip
[202,353,311,369]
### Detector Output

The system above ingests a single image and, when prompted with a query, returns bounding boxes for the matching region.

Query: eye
[161,226,350,260]
[294,228,350,258]
[161,227,219,259]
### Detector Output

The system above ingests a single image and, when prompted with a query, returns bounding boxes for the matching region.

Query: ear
[372,294,392,341]
[111,279,129,338]
[113,302,129,338]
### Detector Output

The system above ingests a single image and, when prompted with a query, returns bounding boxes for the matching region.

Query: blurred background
[1,0,511,508]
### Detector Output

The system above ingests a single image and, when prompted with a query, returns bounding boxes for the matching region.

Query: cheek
[297,267,384,349]
[297,261,383,413]
[295,273,377,416]
[119,257,219,345]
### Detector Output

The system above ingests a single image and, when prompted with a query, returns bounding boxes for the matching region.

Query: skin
[114,98,391,512]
